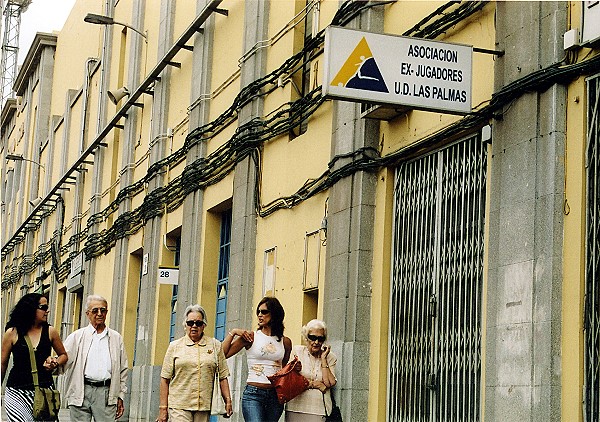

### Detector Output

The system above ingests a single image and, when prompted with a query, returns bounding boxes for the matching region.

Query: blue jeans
[241,385,283,422]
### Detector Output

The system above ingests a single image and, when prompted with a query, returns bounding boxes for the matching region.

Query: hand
[155,404,168,422]
[230,329,253,343]
[224,400,233,418]
[311,380,327,392]
[116,397,124,419]
[321,345,330,359]
[43,356,58,371]
[240,330,254,343]
[156,409,168,422]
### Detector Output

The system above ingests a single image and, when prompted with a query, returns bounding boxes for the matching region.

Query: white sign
[582,1,600,46]
[67,273,83,293]
[323,26,473,114]
[69,252,84,278]
[142,253,148,275]
[158,267,179,285]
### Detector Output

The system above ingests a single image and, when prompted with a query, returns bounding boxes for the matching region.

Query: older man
[62,295,128,421]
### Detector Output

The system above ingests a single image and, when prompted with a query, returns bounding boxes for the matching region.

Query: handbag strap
[322,390,337,417]
[213,338,219,377]
[24,335,40,388]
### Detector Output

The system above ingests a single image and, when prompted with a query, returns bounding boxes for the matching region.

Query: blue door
[169,238,181,341]
[215,209,232,341]
[211,210,232,422]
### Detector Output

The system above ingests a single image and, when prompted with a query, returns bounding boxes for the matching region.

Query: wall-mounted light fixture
[84,13,147,41]
[29,197,42,208]
[6,153,45,172]
[107,87,130,104]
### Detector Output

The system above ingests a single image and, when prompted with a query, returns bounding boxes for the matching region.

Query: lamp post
[6,153,45,173]
[6,154,46,207]
[84,13,148,41]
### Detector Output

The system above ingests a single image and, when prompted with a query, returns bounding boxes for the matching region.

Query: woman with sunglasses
[1,293,68,421]
[285,319,337,422]
[223,296,292,421]
[157,304,233,422]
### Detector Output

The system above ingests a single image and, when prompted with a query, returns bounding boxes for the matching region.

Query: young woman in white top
[223,297,292,421]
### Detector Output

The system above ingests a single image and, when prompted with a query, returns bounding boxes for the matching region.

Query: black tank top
[6,323,55,389]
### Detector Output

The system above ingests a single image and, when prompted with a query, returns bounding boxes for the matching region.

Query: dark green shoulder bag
[24,335,61,420]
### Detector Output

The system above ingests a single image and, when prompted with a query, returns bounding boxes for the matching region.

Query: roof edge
[1,98,17,128]
[13,32,57,96]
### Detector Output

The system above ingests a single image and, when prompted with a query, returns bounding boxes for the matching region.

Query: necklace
[308,349,321,381]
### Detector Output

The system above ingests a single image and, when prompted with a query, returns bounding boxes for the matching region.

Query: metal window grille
[585,74,600,422]
[389,133,487,422]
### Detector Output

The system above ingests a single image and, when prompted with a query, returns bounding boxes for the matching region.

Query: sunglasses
[257,309,271,315]
[186,320,206,327]
[38,304,49,311]
[88,307,108,314]
[307,334,326,343]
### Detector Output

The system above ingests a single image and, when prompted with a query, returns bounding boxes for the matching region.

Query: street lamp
[6,154,46,208]
[84,13,147,41]
[6,153,45,172]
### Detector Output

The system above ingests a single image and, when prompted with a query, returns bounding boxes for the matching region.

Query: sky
[17,0,76,64]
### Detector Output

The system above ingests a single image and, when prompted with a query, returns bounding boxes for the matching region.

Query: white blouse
[285,345,337,416]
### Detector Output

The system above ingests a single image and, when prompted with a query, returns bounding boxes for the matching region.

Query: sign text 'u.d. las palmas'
[323,26,473,115]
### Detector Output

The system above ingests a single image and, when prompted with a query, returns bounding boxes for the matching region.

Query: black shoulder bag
[323,389,343,422]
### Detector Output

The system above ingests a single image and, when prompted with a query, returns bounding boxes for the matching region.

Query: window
[263,247,276,297]
[303,229,324,290]
[289,0,318,138]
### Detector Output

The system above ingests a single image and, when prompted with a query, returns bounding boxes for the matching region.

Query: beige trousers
[285,410,326,422]
[168,408,210,422]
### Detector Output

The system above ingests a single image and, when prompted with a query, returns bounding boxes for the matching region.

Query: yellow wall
[561,3,588,420]
[369,166,395,422]
[209,0,244,121]
[562,68,587,422]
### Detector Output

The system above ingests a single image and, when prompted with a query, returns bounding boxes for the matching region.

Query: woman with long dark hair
[1,293,68,421]
[222,296,292,421]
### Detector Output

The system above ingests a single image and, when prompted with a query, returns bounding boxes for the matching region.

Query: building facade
[1,1,598,421]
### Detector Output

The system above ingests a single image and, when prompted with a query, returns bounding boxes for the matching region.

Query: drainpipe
[72,58,97,245]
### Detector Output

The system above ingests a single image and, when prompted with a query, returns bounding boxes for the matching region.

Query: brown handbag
[267,356,309,404]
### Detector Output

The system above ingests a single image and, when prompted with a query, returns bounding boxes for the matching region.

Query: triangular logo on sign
[331,37,388,93]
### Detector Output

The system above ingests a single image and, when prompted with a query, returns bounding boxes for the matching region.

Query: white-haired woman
[285,319,337,422]
[157,304,233,422]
